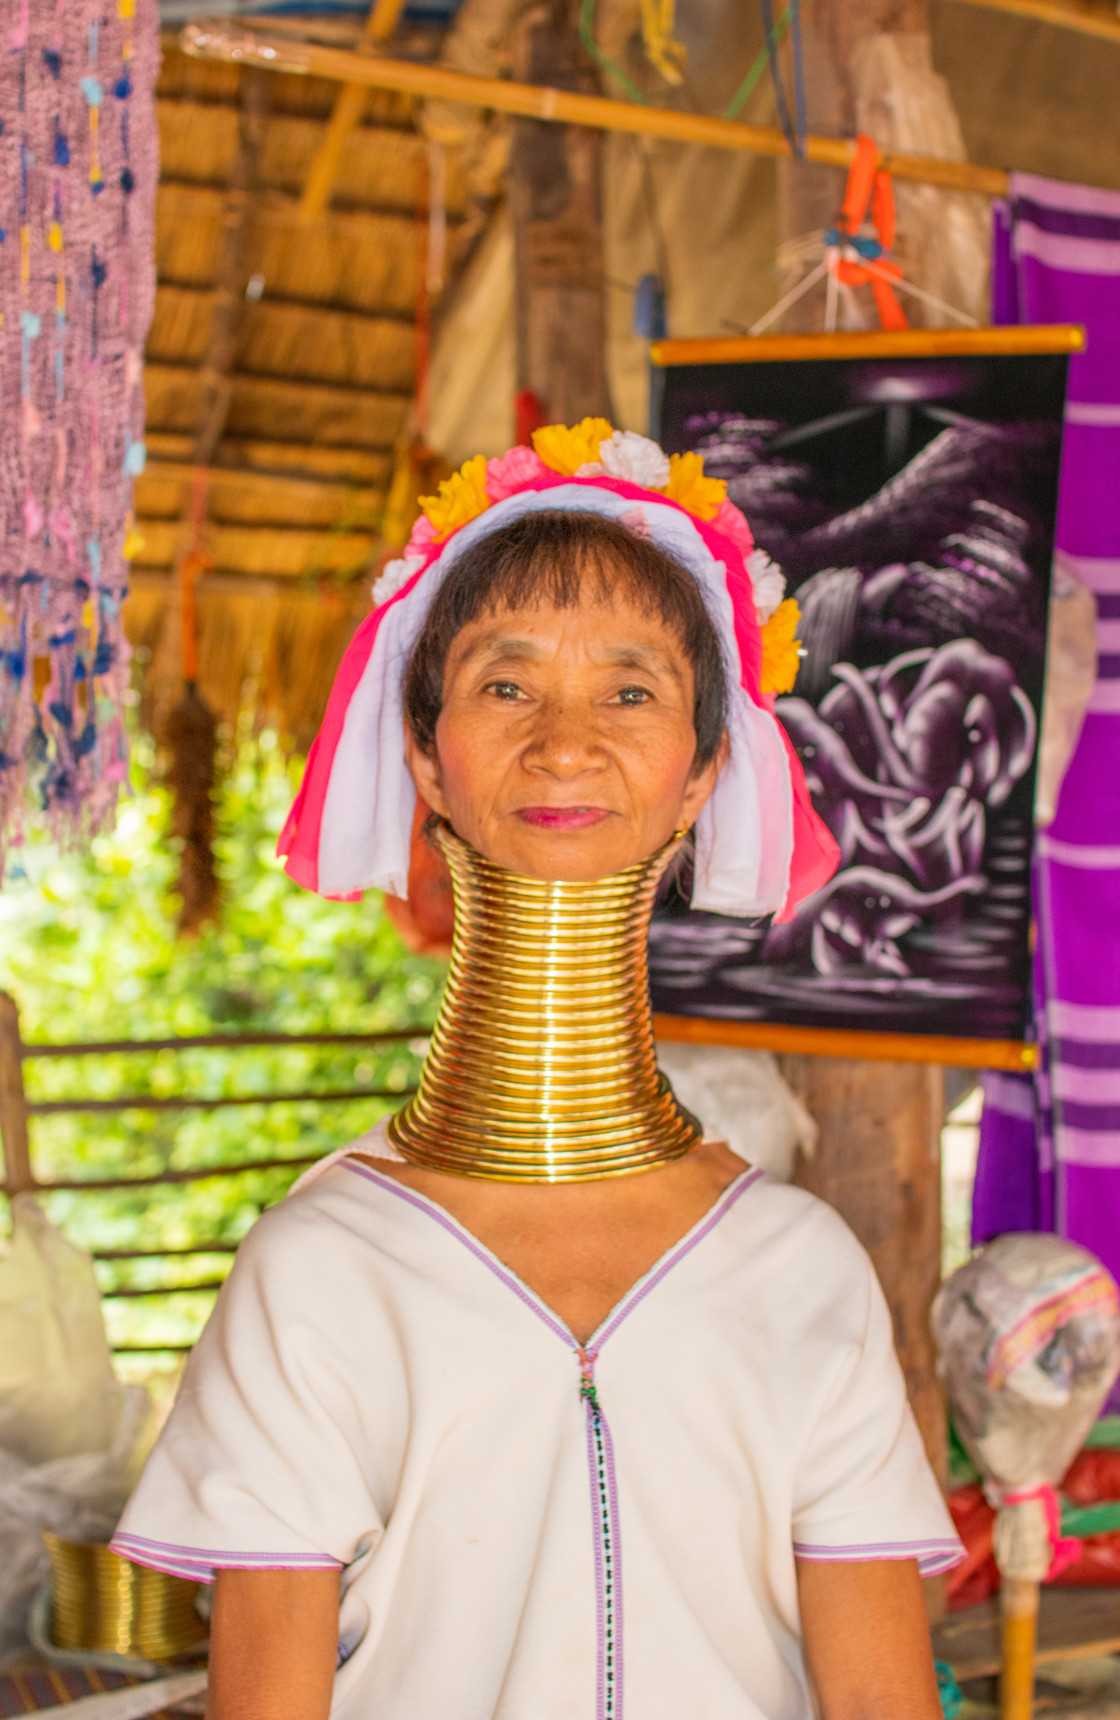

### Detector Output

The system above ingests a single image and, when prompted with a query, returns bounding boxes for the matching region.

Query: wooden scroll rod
[180,22,1011,199]
[653,1014,1039,1072]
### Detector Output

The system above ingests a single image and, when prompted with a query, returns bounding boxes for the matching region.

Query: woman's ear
[403,725,449,817]
[679,730,731,827]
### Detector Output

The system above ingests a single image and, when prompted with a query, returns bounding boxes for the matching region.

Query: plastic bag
[655,1043,818,1182]
[0,1197,149,1663]
[933,1234,1120,1495]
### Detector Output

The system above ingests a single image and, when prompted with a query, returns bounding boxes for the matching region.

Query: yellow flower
[532,418,614,476]
[419,454,491,541]
[759,598,802,696]
[661,451,727,520]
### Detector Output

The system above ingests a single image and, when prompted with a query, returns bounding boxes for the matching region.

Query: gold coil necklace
[388,823,701,1182]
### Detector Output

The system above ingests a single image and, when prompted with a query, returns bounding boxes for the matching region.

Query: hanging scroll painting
[0,0,159,876]
[649,329,1078,1060]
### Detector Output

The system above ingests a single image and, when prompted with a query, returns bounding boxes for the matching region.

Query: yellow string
[640,0,687,84]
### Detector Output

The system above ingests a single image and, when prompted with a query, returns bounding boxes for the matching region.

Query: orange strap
[837,134,879,236]
[832,134,908,330]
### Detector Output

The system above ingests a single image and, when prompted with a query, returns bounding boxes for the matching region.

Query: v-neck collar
[343,1158,763,1353]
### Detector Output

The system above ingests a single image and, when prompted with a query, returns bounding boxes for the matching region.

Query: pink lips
[517,805,610,830]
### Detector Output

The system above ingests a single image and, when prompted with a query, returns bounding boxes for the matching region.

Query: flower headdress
[279,422,839,919]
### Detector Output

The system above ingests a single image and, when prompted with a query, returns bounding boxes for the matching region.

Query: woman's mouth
[516,806,611,830]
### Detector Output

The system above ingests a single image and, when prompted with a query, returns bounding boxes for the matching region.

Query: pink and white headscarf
[278,430,839,919]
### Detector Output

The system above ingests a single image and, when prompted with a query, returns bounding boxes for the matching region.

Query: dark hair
[402,510,729,769]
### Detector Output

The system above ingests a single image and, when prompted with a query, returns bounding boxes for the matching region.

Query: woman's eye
[615,685,652,706]
[485,680,524,702]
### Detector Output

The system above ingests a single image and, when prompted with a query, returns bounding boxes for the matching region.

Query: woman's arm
[207,1568,341,1720]
[796,1557,942,1720]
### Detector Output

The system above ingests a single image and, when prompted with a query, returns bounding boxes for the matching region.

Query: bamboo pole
[298,0,409,223]
[180,23,1011,199]
[1001,1577,1040,1720]
[949,0,1120,44]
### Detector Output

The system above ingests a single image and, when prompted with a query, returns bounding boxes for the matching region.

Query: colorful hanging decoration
[0,0,158,877]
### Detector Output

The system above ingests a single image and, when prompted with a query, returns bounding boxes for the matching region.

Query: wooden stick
[180,23,1012,199]
[1001,1577,1040,1720]
[948,0,1120,45]
[0,993,32,1194]
[652,1013,1039,1071]
[298,0,409,223]
[651,325,1087,366]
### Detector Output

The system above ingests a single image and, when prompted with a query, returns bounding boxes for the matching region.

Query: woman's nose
[522,700,605,776]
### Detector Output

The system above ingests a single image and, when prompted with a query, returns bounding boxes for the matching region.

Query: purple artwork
[0,0,159,875]
[650,349,1070,1043]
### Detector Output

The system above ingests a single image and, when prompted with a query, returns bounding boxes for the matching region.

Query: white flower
[598,431,671,490]
[574,461,606,477]
[747,548,786,623]
[371,553,424,608]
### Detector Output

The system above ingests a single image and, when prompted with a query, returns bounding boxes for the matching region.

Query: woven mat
[0,1666,189,1717]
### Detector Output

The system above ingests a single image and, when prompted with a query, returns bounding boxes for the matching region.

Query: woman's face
[405,580,729,880]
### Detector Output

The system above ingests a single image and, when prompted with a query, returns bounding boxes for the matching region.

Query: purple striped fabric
[977,176,1120,1402]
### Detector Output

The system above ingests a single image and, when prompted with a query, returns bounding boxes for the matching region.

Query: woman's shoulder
[230,1134,406,1281]
[723,1169,878,1305]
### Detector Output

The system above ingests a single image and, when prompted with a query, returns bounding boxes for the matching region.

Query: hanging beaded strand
[0,0,157,873]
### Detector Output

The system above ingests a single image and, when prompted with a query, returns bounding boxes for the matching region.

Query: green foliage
[0,726,446,1361]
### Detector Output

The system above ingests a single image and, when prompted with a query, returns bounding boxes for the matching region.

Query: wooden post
[0,991,33,1195]
[508,0,611,426]
[774,8,953,1625]
[782,1055,947,1619]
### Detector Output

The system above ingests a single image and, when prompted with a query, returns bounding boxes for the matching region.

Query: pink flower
[711,498,754,557]
[405,513,438,556]
[485,445,549,500]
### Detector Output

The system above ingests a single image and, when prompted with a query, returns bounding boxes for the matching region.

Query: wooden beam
[299,0,409,224]
[944,0,1120,43]
[142,459,384,514]
[180,23,1012,198]
[146,360,410,404]
[153,280,415,333]
[144,432,392,483]
[130,520,378,578]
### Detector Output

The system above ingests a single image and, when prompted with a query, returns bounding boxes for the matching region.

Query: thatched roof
[129,27,471,747]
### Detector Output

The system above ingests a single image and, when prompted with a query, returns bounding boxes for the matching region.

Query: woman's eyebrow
[601,644,686,683]
[460,633,543,665]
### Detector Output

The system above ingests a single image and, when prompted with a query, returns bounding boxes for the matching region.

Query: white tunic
[113,1126,961,1720]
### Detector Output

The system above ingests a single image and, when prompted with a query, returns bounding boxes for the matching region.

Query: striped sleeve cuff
[110,1531,343,1584]
[792,1537,964,1577]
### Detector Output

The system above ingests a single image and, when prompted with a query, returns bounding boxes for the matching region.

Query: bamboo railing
[0,993,419,1352]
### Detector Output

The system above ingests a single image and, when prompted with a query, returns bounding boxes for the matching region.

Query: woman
[113,423,961,1720]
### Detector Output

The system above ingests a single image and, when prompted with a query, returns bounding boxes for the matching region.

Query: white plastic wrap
[655,1043,817,1182]
[932,1233,1120,1497]
[0,1197,149,1663]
